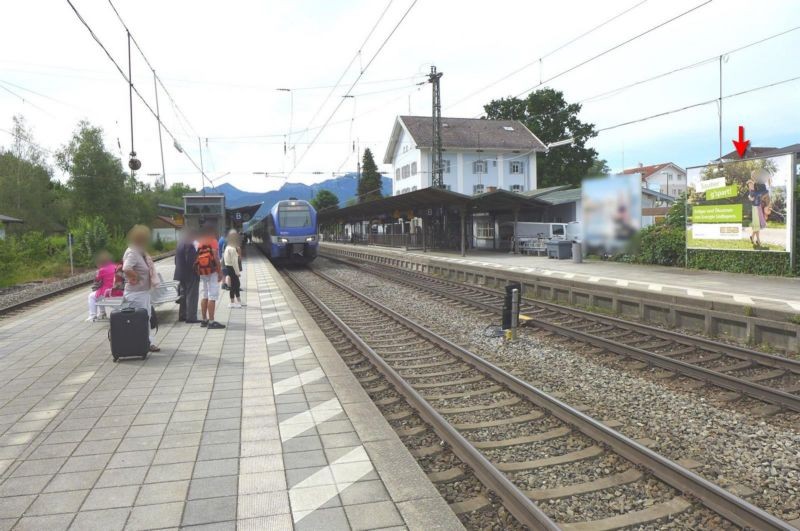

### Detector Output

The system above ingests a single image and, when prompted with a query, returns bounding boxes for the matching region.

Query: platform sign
[686,154,794,253]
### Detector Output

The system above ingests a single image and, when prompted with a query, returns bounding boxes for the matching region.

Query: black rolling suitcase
[109,307,149,360]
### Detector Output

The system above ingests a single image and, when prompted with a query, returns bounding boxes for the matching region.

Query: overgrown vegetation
[614,195,796,276]
[0,115,188,287]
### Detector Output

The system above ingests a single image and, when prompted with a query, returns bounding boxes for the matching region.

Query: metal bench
[95,274,179,315]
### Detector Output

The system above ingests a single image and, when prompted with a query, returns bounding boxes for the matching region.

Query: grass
[687,233,786,252]
[789,315,800,325]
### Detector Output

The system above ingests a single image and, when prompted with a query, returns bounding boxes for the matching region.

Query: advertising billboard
[686,154,794,253]
[581,174,642,255]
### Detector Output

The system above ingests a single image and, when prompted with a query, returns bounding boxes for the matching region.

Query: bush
[69,216,110,266]
[153,232,164,252]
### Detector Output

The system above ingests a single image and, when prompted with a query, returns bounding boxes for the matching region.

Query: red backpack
[194,243,217,275]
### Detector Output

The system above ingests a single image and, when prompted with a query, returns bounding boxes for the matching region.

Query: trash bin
[572,241,583,263]
[546,240,572,259]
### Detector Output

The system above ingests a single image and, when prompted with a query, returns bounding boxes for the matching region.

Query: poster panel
[686,154,794,253]
[581,174,642,254]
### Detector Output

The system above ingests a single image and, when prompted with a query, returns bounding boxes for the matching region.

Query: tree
[357,148,383,202]
[483,88,599,188]
[56,121,135,230]
[310,189,339,212]
[0,115,60,232]
[588,158,611,177]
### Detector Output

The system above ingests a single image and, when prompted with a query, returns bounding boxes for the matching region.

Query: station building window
[510,160,524,174]
[473,160,487,174]
[475,219,495,239]
[473,183,485,195]
[411,162,417,175]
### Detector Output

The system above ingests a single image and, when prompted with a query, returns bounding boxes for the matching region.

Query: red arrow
[732,125,749,158]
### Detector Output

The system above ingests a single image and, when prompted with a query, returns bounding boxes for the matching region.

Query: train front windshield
[279,206,312,228]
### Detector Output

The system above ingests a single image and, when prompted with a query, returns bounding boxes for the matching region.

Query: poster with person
[686,154,794,253]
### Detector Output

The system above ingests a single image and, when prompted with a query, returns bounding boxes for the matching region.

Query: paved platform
[322,243,800,314]
[0,251,460,530]
[321,243,800,352]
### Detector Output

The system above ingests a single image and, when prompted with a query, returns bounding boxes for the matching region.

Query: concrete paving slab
[0,251,460,530]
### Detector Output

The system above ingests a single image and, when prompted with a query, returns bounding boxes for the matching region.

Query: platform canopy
[318,187,547,224]
[318,187,471,223]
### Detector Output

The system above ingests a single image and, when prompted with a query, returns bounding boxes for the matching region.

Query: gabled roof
[641,188,676,202]
[621,162,685,179]
[717,146,778,161]
[153,215,183,229]
[384,116,546,164]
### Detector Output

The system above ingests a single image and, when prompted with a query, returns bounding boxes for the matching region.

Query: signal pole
[428,66,443,188]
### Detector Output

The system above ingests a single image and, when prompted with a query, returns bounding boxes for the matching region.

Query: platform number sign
[235,212,242,221]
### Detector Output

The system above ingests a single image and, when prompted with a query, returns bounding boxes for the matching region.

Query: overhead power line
[447,0,650,110]
[65,0,210,186]
[292,0,395,150]
[579,24,800,104]
[506,0,713,104]
[288,0,419,177]
[596,73,800,133]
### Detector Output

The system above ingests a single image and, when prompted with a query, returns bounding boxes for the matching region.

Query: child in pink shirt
[87,251,119,321]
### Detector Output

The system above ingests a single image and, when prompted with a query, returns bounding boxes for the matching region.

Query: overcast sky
[1,0,798,192]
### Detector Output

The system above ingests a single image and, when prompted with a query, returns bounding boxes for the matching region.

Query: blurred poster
[687,154,793,252]
[581,174,642,254]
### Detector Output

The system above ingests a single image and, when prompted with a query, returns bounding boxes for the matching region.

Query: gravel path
[318,258,800,523]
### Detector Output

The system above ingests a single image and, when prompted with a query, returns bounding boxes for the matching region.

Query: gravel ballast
[317,258,800,523]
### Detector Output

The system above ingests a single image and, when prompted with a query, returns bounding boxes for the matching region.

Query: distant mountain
[203,173,393,220]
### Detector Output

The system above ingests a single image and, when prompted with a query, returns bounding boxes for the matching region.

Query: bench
[95,274,180,316]
[518,239,548,256]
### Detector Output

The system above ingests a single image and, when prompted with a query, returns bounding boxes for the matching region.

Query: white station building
[383,116,547,196]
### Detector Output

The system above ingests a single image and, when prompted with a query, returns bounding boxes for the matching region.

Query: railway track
[322,253,800,414]
[282,265,795,531]
[0,252,176,318]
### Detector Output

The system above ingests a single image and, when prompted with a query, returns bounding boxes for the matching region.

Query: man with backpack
[195,224,226,329]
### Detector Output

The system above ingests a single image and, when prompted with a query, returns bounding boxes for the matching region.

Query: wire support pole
[429,66,444,188]
[153,70,166,187]
[127,30,135,177]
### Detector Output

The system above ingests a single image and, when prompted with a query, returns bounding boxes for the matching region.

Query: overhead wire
[447,0,650,110]
[595,73,800,133]
[505,0,713,104]
[578,24,800,104]
[291,0,395,149]
[65,0,210,187]
[288,0,419,177]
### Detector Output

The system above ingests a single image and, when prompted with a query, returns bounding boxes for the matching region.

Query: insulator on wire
[128,151,142,171]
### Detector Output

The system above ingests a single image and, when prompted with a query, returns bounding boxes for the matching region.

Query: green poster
[705,185,738,200]
[692,204,742,223]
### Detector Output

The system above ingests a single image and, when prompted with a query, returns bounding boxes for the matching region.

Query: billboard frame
[686,152,795,255]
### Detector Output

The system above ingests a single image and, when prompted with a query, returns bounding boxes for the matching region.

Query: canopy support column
[513,208,519,254]
[460,209,466,257]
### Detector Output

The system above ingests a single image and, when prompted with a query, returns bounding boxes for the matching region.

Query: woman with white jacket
[223,233,243,308]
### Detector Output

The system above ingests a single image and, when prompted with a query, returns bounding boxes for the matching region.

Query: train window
[279,207,311,228]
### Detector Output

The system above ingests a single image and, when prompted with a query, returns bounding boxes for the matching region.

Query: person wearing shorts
[195,225,226,330]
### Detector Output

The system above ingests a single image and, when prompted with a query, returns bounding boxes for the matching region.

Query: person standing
[174,229,200,323]
[218,230,228,290]
[122,225,161,352]
[223,233,244,308]
[195,225,226,329]
[87,250,116,321]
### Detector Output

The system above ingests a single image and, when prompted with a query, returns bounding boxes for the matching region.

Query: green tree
[588,158,611,177]
[483,88,598,188]
[56,121,134,230]
[357,148,383,202]
[0,115,61,232]
[310,189,339,212]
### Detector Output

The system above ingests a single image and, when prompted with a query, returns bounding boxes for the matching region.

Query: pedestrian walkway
[0,252,459,530]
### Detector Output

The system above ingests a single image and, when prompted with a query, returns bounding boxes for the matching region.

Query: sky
[1,0,798,193]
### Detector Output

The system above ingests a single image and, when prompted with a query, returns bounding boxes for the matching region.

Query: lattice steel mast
[429,65,444,188]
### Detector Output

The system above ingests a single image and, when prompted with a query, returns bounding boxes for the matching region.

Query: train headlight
[278,237,289,244]
[305,236,316,242]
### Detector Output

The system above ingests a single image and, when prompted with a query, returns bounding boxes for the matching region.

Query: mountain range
[203,172,393,219]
